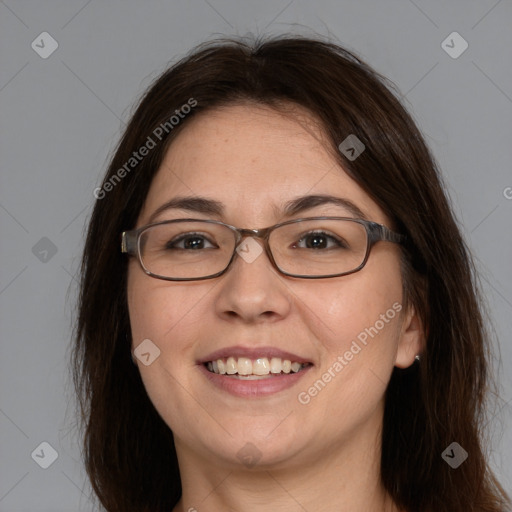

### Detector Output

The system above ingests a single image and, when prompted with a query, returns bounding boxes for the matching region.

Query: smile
[205,356,311,379]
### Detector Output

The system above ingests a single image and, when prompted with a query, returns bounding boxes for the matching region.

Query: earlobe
[394,303,424,369]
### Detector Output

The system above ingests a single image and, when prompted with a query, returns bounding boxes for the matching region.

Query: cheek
[294,268,403,432]
[126,266,210,357]
[126,269,211,431]
[306,248,404,364]
[127,273,165,344]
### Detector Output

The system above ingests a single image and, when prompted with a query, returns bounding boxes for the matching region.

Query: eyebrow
[147,193,368,225]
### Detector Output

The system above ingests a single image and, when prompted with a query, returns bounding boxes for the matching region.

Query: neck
[172,412,400,512]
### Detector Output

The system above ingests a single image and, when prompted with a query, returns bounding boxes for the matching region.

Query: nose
[214,236,292,322]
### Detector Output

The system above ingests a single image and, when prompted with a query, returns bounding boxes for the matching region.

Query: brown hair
[71,35,511,511]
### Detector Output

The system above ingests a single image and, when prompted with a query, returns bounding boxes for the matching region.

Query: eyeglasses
[121,217,406,281]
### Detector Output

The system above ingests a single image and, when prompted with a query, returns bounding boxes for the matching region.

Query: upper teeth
[206,357,308,375]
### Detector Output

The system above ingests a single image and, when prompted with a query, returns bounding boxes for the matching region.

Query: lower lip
[198,364,313,398]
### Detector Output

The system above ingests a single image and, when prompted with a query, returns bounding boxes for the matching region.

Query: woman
[72,35,511,511]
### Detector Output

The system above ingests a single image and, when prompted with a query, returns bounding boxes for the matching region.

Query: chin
[204,420,311,468]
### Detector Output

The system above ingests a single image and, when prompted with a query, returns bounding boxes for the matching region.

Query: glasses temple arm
[121,231,138,254]
[370,223,406,245]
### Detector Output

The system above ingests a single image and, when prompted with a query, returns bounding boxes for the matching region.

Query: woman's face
[127,103,421,470]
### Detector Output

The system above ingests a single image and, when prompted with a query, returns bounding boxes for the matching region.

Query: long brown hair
[71,35,511,511]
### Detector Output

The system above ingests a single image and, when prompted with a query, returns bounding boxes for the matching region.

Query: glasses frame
[121,216,406,281]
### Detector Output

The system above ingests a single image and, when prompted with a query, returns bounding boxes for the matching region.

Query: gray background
[0,0,511,510]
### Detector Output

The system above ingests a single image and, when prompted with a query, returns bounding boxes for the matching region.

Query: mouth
[204,357,312,380]
[198,346,314,398]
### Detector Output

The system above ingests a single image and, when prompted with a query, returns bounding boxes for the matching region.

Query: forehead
[137,103,389,227]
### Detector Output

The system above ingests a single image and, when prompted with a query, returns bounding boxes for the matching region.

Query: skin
[127,103,423,512]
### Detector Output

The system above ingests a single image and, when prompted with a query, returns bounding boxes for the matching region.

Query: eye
[165,233,217,250]
[293,231,348,250]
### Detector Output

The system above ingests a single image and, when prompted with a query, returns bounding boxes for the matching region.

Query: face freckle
[127,102,414,471]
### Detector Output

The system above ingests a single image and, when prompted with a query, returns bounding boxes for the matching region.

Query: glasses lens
[270,219,368,277]
[139,221,235,279]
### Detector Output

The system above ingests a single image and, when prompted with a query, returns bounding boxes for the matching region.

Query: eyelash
[165,231,347,250]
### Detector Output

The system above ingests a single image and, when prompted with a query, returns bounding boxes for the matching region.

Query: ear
[394,302,424,369]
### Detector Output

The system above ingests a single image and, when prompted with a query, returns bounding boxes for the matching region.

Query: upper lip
[198,345,313,365]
